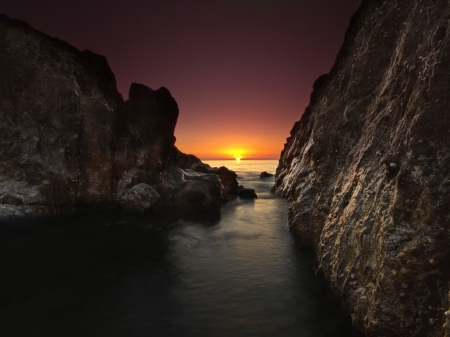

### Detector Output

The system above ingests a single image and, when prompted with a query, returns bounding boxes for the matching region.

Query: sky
[2,0,360,160]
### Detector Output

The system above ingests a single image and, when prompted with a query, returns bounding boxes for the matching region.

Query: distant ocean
[0,159,362,337]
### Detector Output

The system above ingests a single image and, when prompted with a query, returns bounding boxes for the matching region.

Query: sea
[0,160,363,337]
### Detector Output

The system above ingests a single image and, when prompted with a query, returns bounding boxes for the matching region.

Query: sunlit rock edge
[274,1,450,336]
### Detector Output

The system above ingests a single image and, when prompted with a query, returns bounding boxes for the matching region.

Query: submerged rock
[274,1,450,336]
[238,185,257,199]
[118,183,160,212]
[260,171,274,178]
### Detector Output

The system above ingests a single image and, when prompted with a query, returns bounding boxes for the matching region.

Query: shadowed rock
[118,183,160,212]
[260,171,274,178]
[0,15,181,218]
[153,167,226,210]
[238,185,257,199]
[170,147,239,196]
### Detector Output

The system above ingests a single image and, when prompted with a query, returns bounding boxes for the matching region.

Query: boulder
[118,183,160,212]
[238,185,257,199]
[211,166,239,195]
[259,171,274,178]
[153,167,226,210]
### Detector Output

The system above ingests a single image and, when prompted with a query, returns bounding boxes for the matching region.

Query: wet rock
[238,185,257,199]
[118,183,160,212]
[274,1,450,336]
[153,167,226,210]
[211,166,239,195]
[260,171,274,178]
[170,147,238,195]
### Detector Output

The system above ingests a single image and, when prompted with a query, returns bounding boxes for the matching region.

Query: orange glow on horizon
[174,117,287,161]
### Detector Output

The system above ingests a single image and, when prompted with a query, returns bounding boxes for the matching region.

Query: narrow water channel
[0,160,363,337]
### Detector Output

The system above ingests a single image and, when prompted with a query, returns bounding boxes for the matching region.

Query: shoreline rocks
[0,15,234,218]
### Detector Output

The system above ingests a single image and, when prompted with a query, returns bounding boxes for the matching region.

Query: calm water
[0,160,362,337]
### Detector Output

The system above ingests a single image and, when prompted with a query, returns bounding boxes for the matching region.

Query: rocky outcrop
[114,84,179,200]
[0,14,199,217]
[0,14,122,212]
[274,1,450,336]
[118,183,160,212]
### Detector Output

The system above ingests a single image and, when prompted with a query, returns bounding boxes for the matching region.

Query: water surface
[0,160,362,336]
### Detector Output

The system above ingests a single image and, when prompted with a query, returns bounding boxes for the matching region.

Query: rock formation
[274,1,450,336]
[170,146,240,196]
[0,14,226,217]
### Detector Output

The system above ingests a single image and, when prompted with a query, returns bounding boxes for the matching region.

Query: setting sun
[235,157,241,161]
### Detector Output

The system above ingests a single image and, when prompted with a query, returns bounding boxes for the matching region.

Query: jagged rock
[117,183,160,212]
[168,146,202,170]
[260,171,274,178]
[115,83,179,192]
[238,185,257,199]
[274,1,450,336]
[0,14,123,214]
[0,15,180,218]
[211,167,239,195]
[153,167,226,210]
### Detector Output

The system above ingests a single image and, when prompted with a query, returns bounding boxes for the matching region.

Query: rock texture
[170,147,239,195]
[0,14,187,217]
[0,14,122,212]
[275,1,450,336]
[118,183,160,212]
[153,167,226,210]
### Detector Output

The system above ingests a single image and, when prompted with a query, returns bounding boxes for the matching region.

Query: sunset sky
[2,0,360,160]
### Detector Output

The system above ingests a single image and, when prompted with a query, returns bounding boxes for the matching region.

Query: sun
[235,157,241,161]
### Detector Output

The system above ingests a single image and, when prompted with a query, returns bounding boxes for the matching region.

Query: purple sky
[2,0,361,159]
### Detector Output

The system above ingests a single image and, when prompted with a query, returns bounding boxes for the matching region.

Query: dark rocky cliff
[275,0,450,336]
[0,15,179,216]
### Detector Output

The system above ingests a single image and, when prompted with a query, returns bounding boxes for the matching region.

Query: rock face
[0,14,183,217]
[118,183,160,212]
[114,84,179,200]
[0,15,122,213]
[274,1,450,336]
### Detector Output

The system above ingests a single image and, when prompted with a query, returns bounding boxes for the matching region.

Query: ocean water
[0,160,363,337]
